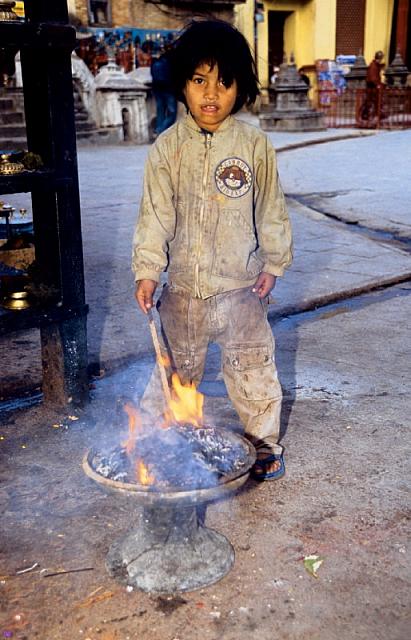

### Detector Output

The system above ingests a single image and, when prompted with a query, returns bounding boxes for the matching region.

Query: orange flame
[123,403,155,484]
[167,373,204,427]
[159,353,171,368]
[122,402,143,454]
[122,367,204,487]
[137,460,154,485]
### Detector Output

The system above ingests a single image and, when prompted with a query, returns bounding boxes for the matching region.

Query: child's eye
[192,77,204,85]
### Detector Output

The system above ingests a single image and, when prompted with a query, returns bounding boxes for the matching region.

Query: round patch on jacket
[215,157,253,198]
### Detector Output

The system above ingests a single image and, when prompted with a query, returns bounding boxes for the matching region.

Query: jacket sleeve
[132,140,176,282]
[254,135,293,277]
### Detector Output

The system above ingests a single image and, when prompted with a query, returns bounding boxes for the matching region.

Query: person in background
[270,65,280,85]
[358,50,385,125]
[366,50,384,89]
[150,47,177,137]
[137,40,153,68]
[132,20,293,481]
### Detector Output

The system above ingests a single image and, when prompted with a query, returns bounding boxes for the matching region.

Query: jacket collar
[184,112,234,135]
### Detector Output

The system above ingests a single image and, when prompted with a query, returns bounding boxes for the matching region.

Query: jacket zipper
[195,132,212,297]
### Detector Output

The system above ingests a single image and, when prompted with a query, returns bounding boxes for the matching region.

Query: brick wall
[126,1,234,30]
[74,0,89,26]
[336,0,366,56]
[74,0,234,30]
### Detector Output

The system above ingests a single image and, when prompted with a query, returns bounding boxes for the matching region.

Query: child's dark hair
[168,19,259,114]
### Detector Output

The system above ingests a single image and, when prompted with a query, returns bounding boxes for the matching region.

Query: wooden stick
[147,308,172,409]
[42,567,94,578]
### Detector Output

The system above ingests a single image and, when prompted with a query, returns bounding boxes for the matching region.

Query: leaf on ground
[303,554,324,578]
[76,590,115,608]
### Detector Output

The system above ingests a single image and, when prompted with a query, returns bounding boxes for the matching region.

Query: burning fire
[123,404,154,484]
[123,371,204,485]
[122,403,143,454]
[159,353,171,368]
[137,460,155,485]
[166,373,204,427]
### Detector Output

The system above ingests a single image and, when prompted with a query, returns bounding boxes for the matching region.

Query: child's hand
[135,279,157,314]
[252,272,276,298]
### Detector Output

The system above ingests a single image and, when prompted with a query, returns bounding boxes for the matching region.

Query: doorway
[268,10,292,79]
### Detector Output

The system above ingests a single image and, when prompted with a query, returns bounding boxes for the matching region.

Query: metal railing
[316,87,411,129]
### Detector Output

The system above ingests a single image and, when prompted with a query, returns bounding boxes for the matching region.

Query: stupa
[259,54,325,131]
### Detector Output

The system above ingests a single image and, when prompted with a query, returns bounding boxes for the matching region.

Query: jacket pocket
[168,200,189,274]
[211,209,262,279]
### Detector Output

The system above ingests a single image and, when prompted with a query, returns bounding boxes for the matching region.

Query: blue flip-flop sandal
[251,452,285,481]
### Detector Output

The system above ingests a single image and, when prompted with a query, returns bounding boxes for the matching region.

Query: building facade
[67,2,408,92]
[69,0,242,30]
[235,0,407,91]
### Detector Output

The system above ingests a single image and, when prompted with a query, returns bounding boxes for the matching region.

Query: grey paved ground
[278,130,411,239]
[1,121,410,639]
[1,283,410,640]
[2,124,411,393]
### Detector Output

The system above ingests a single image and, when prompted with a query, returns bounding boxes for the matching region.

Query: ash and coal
[92,424,248,490]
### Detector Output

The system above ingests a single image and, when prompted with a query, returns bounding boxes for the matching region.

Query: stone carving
[259,54,325,131]
[94,57,149,143]
[71,51,99,125]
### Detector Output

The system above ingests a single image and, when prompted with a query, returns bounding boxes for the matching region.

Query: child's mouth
[201,105,219,113]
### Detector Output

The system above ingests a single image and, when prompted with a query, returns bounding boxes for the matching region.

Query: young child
[132,19,292,480]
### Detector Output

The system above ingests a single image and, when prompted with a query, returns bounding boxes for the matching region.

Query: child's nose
[204,82,218,99]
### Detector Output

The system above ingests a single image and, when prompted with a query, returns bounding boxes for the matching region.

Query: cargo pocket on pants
[223,343,280,402]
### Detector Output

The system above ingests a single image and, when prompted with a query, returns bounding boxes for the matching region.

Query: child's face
[183,63,238,132]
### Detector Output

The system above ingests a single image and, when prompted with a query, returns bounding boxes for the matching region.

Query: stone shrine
[384,51,410,87]
[344,53,368,88]
[259,54,325,132]
[94,53,149,144]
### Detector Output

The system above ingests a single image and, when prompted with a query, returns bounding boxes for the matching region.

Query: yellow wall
[14,1,25,18]
[284,11,297,62]
[235,0,396,92]
[236,0,337,90]
[312,0,336,61]
[364,0,395,65]
[235,0,255,53]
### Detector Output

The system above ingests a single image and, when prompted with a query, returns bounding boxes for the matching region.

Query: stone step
[0,123,27,137]
[0,111,24,125]
[0,136,27,150]
[0,129,113,148]
[74,111,90,121]
[76,129,112,144]
[0,88,121,147]
[75,120,97,132]
[0,98,15,112]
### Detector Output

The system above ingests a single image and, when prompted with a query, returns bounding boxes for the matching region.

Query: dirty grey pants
[140,286,283,455]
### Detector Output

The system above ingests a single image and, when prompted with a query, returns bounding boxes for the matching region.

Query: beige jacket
[132,113,292,299]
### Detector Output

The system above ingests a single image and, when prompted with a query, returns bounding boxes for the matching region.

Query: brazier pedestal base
[106,504,234,593]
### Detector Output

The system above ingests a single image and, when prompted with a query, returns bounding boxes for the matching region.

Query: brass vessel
[1,290,31,311]
[0,2,19,22]
[0,152,25,176]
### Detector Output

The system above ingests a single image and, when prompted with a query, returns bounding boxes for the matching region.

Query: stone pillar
[118,91,149,144]
[345,53,368,89]
[95,58,150,143]
[384,51,410,87]
[259,54,325,132]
